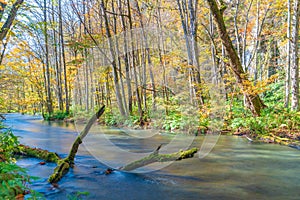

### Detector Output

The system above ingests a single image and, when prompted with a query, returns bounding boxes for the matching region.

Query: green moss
[48,161,69,183]
[16,145,60,163]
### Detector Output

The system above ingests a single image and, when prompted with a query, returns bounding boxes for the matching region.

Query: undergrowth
[0,127,43,199]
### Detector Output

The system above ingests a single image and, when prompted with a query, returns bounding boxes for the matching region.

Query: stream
[3,113,300,200]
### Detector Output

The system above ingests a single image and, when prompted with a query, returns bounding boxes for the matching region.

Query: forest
[0,0,300,199]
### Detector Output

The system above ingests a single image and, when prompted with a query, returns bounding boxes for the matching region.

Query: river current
[3,113,300,200]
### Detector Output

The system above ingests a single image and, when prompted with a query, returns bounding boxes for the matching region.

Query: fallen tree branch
[0,114,6,120]
[48,105,105,183]
[120,147,198,171]
[15,144,60,163]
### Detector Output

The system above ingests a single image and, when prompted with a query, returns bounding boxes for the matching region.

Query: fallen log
[48,105,106,183]
[14,144,60,163]
[120,146,198,171]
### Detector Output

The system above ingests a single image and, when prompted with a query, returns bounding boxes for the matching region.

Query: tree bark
[127,0,143,119]
[206,0,265,116]
[134,0,157,111]
[121,147,198,171]
[118,0,133,114]
[177,0,204,106]
[58,0,69,114]
[100,0,126,116]
[0,0,24,41]
[241,0,253,70]
[48,105,105,183]
[285,0,292,108]
[291,0,300,111]
[44,0,53,114]
[112,0,128,116]
[51,1,63,111]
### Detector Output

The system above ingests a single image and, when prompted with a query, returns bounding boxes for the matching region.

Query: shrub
[0,129,42,199]
[44,110,71,121]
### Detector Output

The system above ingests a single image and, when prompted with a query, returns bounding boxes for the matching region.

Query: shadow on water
[3,113,300,200]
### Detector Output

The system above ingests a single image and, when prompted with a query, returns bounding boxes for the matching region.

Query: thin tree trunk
[0,37,9,65]
[112,0,128,116]
[44,0,53,114]
[83,0,90,111]
[254,0,260,82]
[134,0,156,112]
[177,0,203,105]
[118,0,133,114]
[234,0,241,59]
[188,0,204,105]
[206,0,265,116]
[285,0,291,108]
[58,0,69,114]
[156,0,169,105]
[209,12,218,84]
[101,0,126,116]
[127,0,143,119]
[291,0,300,111]
[0,0,24,41]
[267,30,277,78]
[176,0,195,103]
[241,0,253,70]
[52,2,63,111]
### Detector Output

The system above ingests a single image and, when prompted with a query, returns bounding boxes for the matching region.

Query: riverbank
[21,109,300,151]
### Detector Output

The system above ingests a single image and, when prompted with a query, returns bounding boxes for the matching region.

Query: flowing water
[3,113,300,200]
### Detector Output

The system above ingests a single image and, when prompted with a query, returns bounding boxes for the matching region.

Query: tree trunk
[291,0,300,111]
[285,0,292,108]
[177,0,204,106]
[101,0,126,116]
[177,0,196,104]
[233,0,241,59]
[206,0,265,116]
[52,2,63,111]
[0,0,24,41]
[127,0,143,119]
[118,0,133,114]
[134,0,157,111]
[241,0,253,70]
[121,147,198,171]
[48,105,106,183]
[59,0,69,114]
[44,0,53,114]
[112,0,128,116]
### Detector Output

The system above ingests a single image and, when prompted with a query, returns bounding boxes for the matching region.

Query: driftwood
[48,105,106,183]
